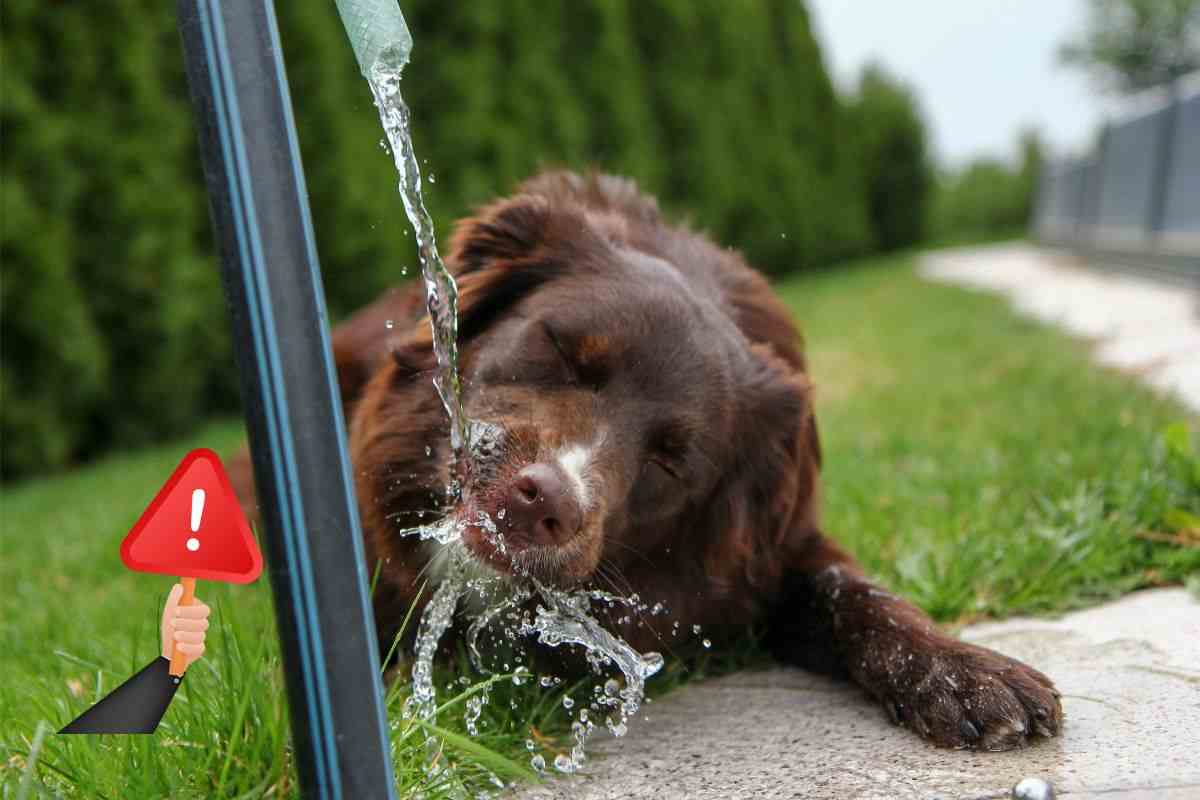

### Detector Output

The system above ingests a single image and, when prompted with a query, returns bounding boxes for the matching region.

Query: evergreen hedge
[1,0,926,479]
[845,64,931,252]
[932,131,1043,241]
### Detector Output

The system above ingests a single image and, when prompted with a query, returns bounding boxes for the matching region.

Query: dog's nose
[501,463,581,547]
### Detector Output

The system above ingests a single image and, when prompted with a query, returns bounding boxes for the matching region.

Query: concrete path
[516,588,1200,799]
[920,244,1200,416]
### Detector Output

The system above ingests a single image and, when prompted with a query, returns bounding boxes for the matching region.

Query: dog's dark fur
[235,171,1061,751]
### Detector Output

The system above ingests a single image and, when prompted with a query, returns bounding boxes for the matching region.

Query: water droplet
[530,754,546,774]
[464,694,485,735]
[562,696,574,710]
[384,319,394,330]
[702,638,712,649]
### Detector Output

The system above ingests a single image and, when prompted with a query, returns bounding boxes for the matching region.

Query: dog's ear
[701,348,817,593]
[742,343,820,541]
[333,340,370,408]
[445,195,565,343]
[448,195,558,276]
[700,340,820,592]
[743,343,811,442]
[329,286,426,408]
[445,194,608,344]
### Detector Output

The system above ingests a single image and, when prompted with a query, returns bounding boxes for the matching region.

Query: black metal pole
[176,2,396,798]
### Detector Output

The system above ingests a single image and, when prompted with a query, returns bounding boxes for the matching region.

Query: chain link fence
[1035,71,1200,283]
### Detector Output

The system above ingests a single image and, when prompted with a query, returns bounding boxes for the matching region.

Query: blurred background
[2,0,1197,481]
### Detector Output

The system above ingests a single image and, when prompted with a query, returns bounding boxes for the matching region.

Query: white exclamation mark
[187,488,205,552]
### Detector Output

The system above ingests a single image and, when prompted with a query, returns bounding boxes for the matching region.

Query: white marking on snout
[556,432,604,511]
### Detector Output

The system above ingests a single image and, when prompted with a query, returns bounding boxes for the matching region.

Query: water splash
[400,543,666,776]
[402,567,463,730]
[520,581,664,726]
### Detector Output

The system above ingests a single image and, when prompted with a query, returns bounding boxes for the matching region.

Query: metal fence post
[176,2,397,797]
[1147,81,1180,239]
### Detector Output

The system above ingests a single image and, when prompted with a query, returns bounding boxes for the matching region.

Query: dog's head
[356,175,818,596]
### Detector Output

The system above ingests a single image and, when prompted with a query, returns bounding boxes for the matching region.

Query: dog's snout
[503,463,581,547]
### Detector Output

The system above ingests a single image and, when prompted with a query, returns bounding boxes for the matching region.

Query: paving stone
[515,589,1200,799]
[919,244,1200,415]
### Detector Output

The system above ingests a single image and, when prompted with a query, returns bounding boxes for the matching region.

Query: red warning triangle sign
[120,448,263,584]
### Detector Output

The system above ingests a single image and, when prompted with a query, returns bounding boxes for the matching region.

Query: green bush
[2,0,892,479]
[932,130,1043,242]
[1,0,235,478]
[844,64,932,252]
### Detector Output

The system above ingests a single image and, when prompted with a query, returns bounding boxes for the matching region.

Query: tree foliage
[2,0,893,479]
[933,130,1044,241]
[2,1,234,478]
[1059,0,1200,93]
[845,64,932,252]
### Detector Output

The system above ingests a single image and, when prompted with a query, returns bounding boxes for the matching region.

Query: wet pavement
[515,588,1200,799]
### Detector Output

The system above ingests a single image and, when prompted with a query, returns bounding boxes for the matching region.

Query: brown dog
[237,170,1061,751]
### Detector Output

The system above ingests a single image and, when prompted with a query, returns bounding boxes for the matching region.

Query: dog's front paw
[862,637,1063,750]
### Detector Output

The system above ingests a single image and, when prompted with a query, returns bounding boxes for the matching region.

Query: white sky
[807,0,1113,167]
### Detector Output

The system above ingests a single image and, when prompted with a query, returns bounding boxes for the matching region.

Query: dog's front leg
[768,534,1062,750]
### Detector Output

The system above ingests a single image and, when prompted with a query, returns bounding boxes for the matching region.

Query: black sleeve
[59,657,184,734]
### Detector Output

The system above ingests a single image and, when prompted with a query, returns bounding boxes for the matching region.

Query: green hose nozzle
[335,0,413,77]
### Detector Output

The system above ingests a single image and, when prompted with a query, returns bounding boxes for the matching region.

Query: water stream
[369,54,469,455]
[366,59,669,784]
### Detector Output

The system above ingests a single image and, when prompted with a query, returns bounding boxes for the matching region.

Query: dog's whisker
[596,558,684,664]
[604,539,658,570]
[595,560,635,598]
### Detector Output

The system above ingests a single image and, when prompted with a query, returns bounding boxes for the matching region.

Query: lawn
[3,251,1197,798]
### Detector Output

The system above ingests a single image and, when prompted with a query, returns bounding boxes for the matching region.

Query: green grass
[786,259,1199,622]
[3,252,1198,797]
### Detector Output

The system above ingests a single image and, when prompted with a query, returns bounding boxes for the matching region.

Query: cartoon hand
[160,582,210,669]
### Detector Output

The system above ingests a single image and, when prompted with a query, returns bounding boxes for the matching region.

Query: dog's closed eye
[541,322,607,391]
[645,427,689,480]
[541,322,576,381]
